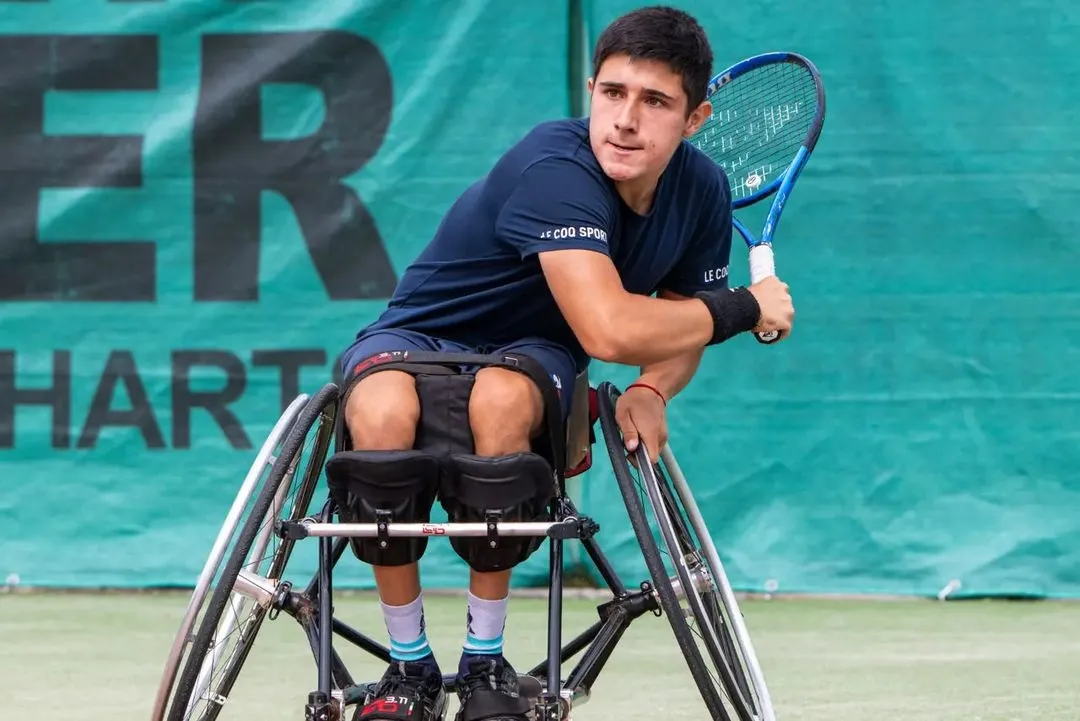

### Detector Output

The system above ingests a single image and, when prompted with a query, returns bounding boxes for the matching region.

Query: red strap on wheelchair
[565,388,599,479]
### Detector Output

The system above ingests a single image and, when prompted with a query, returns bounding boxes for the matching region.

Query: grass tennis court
[1,591,1077,720]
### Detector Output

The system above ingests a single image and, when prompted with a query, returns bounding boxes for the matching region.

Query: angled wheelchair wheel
[597,382,776,721]
[152,393,311,721]
[162,382,340,721]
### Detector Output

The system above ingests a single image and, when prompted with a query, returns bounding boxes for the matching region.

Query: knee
[345,371,419,450]
[468,368,543,453]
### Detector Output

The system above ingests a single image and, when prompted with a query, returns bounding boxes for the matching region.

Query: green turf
[1,591,1078,720]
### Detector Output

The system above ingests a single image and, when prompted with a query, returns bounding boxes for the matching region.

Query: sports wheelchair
[152,350,777,721]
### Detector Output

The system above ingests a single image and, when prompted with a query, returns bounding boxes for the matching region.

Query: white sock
[381,593,432,662]
[462,592,508,656]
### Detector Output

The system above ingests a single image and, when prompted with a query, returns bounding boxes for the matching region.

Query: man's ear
[587,77,595,93]
[683,100,712,138]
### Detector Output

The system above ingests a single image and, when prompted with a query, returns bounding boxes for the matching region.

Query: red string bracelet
[626,382,667,406]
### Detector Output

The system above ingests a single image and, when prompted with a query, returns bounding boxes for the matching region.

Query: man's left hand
[616,385,668,466]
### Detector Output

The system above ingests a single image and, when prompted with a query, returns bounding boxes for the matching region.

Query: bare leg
[345,369,422,605]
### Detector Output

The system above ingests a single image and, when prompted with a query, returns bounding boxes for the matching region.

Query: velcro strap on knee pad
[439,452,555,573]
[324,449,441,566]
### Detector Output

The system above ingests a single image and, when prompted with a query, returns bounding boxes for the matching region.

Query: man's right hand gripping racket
[689,51,826,344]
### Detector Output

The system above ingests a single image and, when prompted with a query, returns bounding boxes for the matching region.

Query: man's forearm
[539,249,758,367]
[634,347,705,402]
[599,293,715,366]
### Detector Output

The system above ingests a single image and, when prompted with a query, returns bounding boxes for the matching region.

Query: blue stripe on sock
[393,637,430,652]
[390,633,432,661]
[463,633,503,654]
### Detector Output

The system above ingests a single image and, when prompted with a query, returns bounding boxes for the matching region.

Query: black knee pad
[325,449,440,566]
[438,452,555,573]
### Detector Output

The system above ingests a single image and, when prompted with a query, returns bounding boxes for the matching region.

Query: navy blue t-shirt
[361,117,733,372]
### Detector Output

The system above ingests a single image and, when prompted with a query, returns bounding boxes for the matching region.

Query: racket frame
[704,50,826,236]
[697,51,826,342]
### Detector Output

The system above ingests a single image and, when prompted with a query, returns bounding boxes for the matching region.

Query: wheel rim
[152,394,309,721]
[661,446,776,721]
[596,381,774,721]
[636,453,765,720]
[167,386,337,721]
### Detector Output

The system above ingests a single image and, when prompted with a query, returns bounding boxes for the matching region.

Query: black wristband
[694,287,761,345]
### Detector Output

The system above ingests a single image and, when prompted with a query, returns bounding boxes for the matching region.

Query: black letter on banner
[172,351,251,450]
[195,32,396,301]
[77,350,166,449]
[252,349,326,413]
[0,350,71,449]
[0,36,157,301]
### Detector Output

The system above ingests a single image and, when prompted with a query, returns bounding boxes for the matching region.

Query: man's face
[587,53,710,186]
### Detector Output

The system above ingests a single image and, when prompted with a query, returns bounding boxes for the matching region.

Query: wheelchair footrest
[342,674,544,707]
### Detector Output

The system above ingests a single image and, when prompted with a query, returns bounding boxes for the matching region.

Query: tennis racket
[689,51,826,344]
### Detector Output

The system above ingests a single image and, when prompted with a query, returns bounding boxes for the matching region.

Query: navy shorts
[340,328,578,420]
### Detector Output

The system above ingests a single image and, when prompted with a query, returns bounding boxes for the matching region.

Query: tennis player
[341,6,794,721]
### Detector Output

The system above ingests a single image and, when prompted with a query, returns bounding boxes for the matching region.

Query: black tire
[596,382,766,721]
[153,393,312,721]
[165,382,340,721]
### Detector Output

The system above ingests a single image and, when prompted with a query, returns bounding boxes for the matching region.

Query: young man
[339,6,793,721]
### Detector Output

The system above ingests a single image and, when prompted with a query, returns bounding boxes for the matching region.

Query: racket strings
[691,61,818,202]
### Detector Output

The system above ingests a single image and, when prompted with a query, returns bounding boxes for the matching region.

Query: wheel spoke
[151,395,311,721]
[160,384,340,721]
[597,381,776,721]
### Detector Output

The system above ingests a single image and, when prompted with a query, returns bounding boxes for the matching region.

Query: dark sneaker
[358,659,447,721]
[454,655,531,721]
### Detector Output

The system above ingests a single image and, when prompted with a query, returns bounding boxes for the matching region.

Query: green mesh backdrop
[579,0,1080,598]
[1,0,1077,597]
[0,0,571,589]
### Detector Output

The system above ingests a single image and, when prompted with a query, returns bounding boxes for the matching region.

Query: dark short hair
[592,5,714,112]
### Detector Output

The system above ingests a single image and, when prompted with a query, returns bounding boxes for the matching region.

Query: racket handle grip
[749,243,775,284]
[748,245,781,344]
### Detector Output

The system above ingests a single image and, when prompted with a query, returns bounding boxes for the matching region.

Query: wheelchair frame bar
[279,518,585,539]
